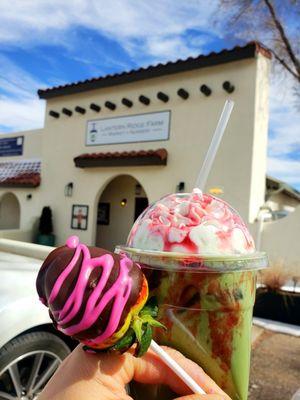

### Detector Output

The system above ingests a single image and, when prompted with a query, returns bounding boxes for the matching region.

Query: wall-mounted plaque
[71,205,89,230]
[0,136,24,157]
[86,111,170,145]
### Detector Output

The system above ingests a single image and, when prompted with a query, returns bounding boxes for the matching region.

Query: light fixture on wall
[65,182,74,197]
[135,183,142,196]
[120,198,127,207]
[176,182,185,193]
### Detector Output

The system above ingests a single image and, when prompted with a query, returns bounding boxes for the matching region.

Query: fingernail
[85,349,96,354]
[207,388,226,399]
[82,345,97,354]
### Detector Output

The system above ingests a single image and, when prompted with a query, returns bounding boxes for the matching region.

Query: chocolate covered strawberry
[36,236,163,356]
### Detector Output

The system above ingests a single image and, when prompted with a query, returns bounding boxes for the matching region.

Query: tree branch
[263,0,300,79]
[268,47,300,81]
[230,2,253,24]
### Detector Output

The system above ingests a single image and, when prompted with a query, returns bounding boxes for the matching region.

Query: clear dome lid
[118,190,268,272]
[128,190,255,256]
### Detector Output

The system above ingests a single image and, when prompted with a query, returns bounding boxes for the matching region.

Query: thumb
[176,395,227,400]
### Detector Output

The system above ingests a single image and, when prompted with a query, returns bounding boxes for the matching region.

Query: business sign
[0,136,24,157]
[86,111,170,145]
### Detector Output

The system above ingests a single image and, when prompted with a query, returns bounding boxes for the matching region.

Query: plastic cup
[116,247,268,400]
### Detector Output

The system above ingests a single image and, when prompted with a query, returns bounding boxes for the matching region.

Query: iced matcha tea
[117,190,267,400]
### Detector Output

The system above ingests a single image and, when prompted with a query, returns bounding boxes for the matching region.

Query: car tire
[0,331,70,399]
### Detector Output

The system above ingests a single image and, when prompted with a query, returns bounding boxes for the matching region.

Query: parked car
[0,247,73,399]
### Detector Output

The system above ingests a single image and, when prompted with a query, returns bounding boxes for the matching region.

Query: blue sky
[0,0,299,190]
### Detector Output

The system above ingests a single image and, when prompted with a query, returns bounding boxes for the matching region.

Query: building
[1,41,292,258]
[265,175,300,216]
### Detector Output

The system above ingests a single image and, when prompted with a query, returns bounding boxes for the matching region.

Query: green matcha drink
[117,190,267,400]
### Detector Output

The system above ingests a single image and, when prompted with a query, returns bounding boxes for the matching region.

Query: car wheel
[0,331,70,400]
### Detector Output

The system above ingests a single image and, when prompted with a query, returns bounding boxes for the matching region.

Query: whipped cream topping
[127,190,255,255]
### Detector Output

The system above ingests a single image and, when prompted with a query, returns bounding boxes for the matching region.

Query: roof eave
[38,42,271,100]
[282,188,300,202]
[266,175,300,202]
[0,182,40,188]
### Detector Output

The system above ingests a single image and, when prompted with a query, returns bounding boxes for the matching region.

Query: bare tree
[217,0,300,83]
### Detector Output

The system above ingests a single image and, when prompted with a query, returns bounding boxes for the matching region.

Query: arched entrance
[96,175,148,251]
[0,192,20,229]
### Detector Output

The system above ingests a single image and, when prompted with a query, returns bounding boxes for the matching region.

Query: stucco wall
[0,55,271,248]
[0,130,43,237]
[0,188,41,235]
[37,56,269,246]
[0,229,33,242]
[266,192,299,212]
[249,54,270,222]
[260,206,300,264]
[0,129,43,161]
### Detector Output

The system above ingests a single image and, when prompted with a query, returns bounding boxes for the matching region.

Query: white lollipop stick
[195,100,234,191]
[150,340,206,394]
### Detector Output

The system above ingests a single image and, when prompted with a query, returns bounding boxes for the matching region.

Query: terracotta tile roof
[38,42,271,99]
[74,149,167,168]
[0,160,41,187]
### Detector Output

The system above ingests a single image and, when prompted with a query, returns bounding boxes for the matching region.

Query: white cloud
[269,76,300,156]
[0,56,43,97]
[142,36,200,61]
[0,0,220,133]
[267,75,300,189]
[0,0,219,59]
[0,96,45,132]
[0,56,45,133]
[268,157,300,188]
[0,0,298,190]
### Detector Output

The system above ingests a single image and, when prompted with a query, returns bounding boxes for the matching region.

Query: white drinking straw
[150,340,206,394]
[195,100,234,190]
[144,101,235,396]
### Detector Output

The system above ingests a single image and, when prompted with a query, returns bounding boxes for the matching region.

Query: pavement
[251,325,264,345]
[249,324,300,400]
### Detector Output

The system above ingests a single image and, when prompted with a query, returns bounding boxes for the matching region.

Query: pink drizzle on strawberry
[48,236,133,346]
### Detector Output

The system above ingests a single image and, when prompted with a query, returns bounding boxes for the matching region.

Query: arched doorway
[0,192,20,229]
[96,175,148,251]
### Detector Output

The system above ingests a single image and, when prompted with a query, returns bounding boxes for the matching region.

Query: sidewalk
[249,324,300,400]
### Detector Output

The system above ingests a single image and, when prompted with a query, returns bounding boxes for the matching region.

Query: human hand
[39,345,231,400]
